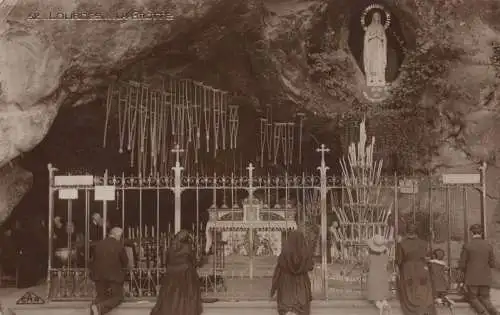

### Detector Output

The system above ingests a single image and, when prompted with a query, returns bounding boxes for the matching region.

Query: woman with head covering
[366,234,391,315]
[150,230,203,315]
[396,223,436,315]
[270,230,314,315]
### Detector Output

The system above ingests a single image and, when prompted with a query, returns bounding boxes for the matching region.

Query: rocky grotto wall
[3,0,500,252]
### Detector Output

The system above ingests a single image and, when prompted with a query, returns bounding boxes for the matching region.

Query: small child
[366,234,391,315]
[428,248,454,306]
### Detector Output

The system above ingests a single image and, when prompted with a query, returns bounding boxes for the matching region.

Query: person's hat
[470,224,483,234]
[367,234,387,253]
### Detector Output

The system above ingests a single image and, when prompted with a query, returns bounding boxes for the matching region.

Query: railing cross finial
[246,163,255,180]
[316,144,330,167]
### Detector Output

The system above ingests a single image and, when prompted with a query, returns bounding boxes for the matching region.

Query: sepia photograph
[0,0,499,314]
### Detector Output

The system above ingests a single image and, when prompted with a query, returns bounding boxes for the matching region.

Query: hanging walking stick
[266,106,273,161]
[144,88,154,177]
[102,81,115,148]
[158,91,167,176]
[203,84,211,153]
[280,123,288,165]
[118,83,129,154]
[127,83,136,152]
[164,82,173,172]
[170,77,177,137]
[228,105,239,150]
[273,122,282,165]
[129,82,140,167]
[177,80,187,147]
[183,140,189,176]
[221,92,228,150]
[193,83,202,164]
[259,118,267,167]
[212,88,221,158]
[187,106,194,149]
[150,91,159,176]
[185,80,194,144]
[139,85,150,177]
[297,113,305,165]
[287,122,295,165]
[135,84,144,173]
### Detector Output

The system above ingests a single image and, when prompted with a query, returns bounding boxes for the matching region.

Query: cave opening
[11,82,343,238]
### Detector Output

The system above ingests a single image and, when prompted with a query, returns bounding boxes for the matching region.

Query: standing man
[90,227,128,315]
[459,224,499,315]
[53,216,67,250]
[90,213,104,242]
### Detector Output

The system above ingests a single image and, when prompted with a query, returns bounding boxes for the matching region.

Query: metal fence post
[317,144,330,300]
[102,170,108,239]
[46,163,56,300]
[480,161,488,238]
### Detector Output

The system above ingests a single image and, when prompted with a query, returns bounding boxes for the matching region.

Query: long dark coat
[458,237,495,286]
[90,237,128,283]
[396,235,436,315]
[270,231,314,315]
[151,238,202,315]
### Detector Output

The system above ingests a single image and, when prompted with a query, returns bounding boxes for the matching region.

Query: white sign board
[94,185,116,201]
[399,179,419,194]
[58,188,78,200]
[54,175,94,186]
[442,173,480,185]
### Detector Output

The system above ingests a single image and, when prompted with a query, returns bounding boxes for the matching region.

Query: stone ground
[3,285,500,315]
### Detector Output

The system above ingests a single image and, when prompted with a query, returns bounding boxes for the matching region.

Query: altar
[205,196,297,257]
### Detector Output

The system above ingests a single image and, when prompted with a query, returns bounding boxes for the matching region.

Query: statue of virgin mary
[363,12,387,87]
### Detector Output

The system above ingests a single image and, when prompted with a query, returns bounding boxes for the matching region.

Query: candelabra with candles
[126,225,169,268]
[334,118,394,261]
[126,222,206,268]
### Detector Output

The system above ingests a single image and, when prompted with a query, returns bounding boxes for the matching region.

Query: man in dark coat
[459,224,499,315]
[90,227,128,315]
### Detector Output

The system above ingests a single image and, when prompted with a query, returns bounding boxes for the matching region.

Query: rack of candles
[125,225,170,268]
[125,223,207,268]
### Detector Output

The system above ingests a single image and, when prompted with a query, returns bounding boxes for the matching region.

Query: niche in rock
[347,0,406,84]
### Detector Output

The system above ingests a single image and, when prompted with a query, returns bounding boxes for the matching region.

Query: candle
[145,225,148,238]
[131,228,135,239]
[152,225,155,237]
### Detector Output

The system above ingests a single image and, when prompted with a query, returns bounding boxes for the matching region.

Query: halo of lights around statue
[361,4,391,30]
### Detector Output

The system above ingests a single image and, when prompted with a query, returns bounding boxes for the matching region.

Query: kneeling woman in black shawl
[150,230,203,315]
[270,230,314,315]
